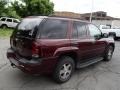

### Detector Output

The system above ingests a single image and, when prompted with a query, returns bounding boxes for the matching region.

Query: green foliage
[0,0,20,19]
[11,1,26,18]
[0,0,7,16]
[11,0,54,17]
[0,28,13,38]
[0,0,54,18]
[6,7,21,19]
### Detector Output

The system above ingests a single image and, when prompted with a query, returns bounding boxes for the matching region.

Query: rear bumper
[7,48,57,74]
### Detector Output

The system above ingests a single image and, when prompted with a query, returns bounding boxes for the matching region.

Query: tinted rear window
[39,19,68,39]
[14,18,43,38]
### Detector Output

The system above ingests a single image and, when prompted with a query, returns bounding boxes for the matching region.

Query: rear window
[39,19,68,39]
[17,18,42,30]
[14,18,43,38]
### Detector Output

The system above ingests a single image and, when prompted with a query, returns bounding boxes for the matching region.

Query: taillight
[32,42,39,58]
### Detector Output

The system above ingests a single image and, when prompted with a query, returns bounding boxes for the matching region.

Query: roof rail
[49,15,82,20]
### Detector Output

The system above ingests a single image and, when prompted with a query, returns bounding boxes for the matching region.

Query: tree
[0,0,7,17]
[6,7,21,19]
[0,0,20,19]
[11,0,54,17]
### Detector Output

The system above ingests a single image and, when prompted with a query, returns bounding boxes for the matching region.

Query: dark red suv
[7,16,115,83]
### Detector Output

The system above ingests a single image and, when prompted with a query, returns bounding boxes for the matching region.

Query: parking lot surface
[0,39,120,90]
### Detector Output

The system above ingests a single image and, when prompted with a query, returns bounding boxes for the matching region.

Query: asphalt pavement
[0,39,120,90]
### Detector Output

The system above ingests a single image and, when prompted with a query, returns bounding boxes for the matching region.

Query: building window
[97,13,101,17]
[102,14,106,17]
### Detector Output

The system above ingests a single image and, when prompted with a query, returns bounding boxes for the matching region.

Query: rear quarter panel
[36,39,72,58]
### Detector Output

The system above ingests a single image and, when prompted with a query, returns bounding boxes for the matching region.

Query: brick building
[53,11,81,19]
[53,11,119,21]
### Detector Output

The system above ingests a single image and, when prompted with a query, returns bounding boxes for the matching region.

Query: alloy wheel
[107,46,113,60]
[59,63,72,80]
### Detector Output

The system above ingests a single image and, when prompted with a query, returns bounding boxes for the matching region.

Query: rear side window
[72,21,87,38]
[40,19,68,39]
[7,19,12,22]
[1,18,6,21]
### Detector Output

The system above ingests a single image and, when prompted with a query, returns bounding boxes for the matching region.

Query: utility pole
[90,0,94,22]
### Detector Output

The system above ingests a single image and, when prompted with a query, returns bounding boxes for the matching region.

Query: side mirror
[102,33,108,38]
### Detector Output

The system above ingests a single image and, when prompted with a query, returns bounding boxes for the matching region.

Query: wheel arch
[58,51,78,64]
[1,24,8,27]
[54,47,79,65]
[109,43,115,51]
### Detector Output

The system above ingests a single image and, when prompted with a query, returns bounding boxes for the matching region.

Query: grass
[0,28,14,38]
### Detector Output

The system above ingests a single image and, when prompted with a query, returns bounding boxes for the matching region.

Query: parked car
[100,25,120,40]
[0,17,20,28]
[7,16,115,83]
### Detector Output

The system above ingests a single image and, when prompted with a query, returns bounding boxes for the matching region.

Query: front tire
[53,56,75,83]
[104,45,114,61]
[109,33,116,40]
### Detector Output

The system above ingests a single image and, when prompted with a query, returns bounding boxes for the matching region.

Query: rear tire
[1,25,7,29]
[53,56,75,83]
[103,45,114,61]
